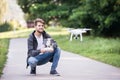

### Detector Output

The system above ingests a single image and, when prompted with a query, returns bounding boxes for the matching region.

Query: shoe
[50,70,60,76]
[30,67,36,75]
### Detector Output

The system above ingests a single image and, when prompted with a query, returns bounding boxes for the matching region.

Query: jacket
[26,30,58,68]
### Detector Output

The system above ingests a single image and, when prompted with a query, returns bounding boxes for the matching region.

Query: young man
[27,18,61,76]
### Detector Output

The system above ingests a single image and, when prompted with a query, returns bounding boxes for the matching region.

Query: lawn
[0,39,9,76]
[0,27,120,77]
[52,35,120,67]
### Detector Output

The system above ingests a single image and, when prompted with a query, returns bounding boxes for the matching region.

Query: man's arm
[27,36,40,57]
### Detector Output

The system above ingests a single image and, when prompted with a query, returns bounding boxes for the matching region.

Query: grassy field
[52,35,120,67]
[0,27,120,77]
[0,28,34,39]
[0,39,9,76]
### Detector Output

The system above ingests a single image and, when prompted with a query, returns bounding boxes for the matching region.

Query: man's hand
[45,48,54,52]
[40,48,54,53]
[40,48,46,53]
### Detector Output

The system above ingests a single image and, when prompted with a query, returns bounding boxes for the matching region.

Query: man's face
[35,22,44,33]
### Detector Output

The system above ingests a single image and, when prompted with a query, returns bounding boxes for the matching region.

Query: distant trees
[0,0,7,23]
[18,0,120,36]
[0,0,12,32]
[18,0,80,23]
[69,0,120,36]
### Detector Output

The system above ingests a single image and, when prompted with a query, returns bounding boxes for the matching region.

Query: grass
[52,35,120,67]
[0,27,120,77]
[0,28,34,39]
[0,39,9,76]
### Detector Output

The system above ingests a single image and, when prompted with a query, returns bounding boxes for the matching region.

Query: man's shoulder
[28,31,35,40]
[42,31,51,38]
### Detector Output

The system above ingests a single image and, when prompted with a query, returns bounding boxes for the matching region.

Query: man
[27,18,61,76]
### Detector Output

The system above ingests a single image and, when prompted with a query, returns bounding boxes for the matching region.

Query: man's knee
[55,47,61,54]
[54,47,61,58]
[28,57,38,67]
[49,47,61,62]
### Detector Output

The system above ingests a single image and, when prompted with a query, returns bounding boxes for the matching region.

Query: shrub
[0,22,13,32]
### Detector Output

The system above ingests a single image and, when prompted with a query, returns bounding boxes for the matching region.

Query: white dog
[43,38,54,52]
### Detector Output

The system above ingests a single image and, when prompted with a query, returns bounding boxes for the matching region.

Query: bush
[0,22,13,32]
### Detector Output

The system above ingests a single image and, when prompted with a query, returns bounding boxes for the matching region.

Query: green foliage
[29,3,70,23]
[0,22,13,32]
[29,3,57,21]
[69,0,120,36]
[0,39,9,76]
[17,0,45,13]
[18,0,120,37]
[18,0,81,23]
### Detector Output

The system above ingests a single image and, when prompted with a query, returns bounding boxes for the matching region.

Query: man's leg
[28,48,61,75]
[50,47,61,75]
[28,52,54,74]
[28,57,38,74]
[35,52,54,65]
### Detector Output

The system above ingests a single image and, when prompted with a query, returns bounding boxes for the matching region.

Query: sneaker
[30,67,36,75]
[50,70,60,76]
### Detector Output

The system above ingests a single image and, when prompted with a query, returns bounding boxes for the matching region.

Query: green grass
[0,39,9,76]
[52,35,120,67]
[0,28,34,39]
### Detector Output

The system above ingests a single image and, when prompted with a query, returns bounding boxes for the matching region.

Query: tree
[0,0,7,23]
[18,0,120,36]
[69,0,120,36]
[17,0,49,13]
[18,0,81,23]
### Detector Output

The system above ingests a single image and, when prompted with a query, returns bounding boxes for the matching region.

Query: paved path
[1,38,120,80]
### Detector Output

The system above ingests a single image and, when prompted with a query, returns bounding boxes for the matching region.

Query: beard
[36,30,43,33]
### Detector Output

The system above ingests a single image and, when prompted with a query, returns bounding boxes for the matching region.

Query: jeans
[28,47,61,71]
